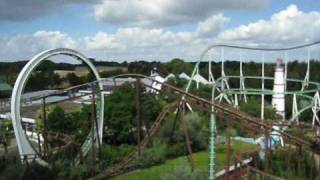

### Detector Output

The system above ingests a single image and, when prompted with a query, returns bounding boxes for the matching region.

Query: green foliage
[141,93,162,123]
[24,161,55,180]
[104,83,135,144]
[65,73,85,86]
[190,84,212,99]
[240,96,281,120]
[184,112,209,151]
[165,59,193,75]
[0,157,24,180]
[0,120,13,153]
[264,147,318,179]
[25,60,63,91]
[36,105,91,143]
[103,83,162,145]
[158,111,209,156]
[165,142,186,158]
[55,160,89,180]
[100,144,134,165]
[133,141,167,168]
[47,106,67,131]
[166,77,189,89]
[128,61,166,75]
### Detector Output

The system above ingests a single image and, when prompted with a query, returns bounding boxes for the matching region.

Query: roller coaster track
[87,74,318,179]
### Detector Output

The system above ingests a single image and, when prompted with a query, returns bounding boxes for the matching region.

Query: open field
[21,101,82,119]
[54,66,128,78]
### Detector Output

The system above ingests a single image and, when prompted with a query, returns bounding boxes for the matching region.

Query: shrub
[162,166,207,180]
[133,141,167,168]
[100,144,134,166]
[55,159,90,180]
[166,142,186,158]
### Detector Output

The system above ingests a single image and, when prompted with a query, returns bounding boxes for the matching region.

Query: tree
[66,73,84,86]
[240,96,281,120]
[104,83,136,145]
[0,120,12,153]
[166,58,193,75]
[103,83,162,145]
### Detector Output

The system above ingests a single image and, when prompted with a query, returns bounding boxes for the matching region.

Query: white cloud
[217,4,320,46]
[83,32,123,50]
[2,5,320,62]
[94,0,266,26]
[196,14,230,37]
[0,13,229,61]
[0,31,76,60]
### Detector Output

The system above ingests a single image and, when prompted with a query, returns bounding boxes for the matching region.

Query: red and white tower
[272,58,285,119]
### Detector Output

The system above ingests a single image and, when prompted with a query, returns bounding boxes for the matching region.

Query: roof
[193,74,209,84]
[179,72,191,80]
[165,73,175,81]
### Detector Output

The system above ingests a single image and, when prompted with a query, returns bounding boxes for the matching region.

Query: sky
[0,0,320,62]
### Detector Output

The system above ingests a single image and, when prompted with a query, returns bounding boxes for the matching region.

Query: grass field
[112,140,259,180]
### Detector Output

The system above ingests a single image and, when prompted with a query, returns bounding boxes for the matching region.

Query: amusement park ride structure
[8,41,320,179]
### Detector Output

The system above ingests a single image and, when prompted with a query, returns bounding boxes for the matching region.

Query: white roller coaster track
[11,48,104,160]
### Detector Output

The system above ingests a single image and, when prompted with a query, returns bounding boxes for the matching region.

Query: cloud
[94,0,267,26]
[0,31,76,59]
[196,14,230,37]
[1,4,320,62]
[0,0,98,21]
[217,4,320,46]
[0,0,266,23]
[0,13,229,61]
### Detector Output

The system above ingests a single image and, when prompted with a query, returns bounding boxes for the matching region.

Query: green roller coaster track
[183,41,320,180]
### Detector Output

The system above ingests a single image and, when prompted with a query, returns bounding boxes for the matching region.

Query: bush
[133,141,167,168]
[100,144,134,166]
[55,159,90,180]
[0,161,24,180]
[183,112,209,152]
[23,161,54,180]
[166,142,186,158]
[261,147,318,179]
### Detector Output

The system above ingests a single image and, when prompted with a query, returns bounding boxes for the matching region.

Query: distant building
[0,80,12,98]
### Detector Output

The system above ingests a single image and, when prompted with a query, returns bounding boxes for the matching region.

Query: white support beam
[291,93,299,124]
[261,52,265,120]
